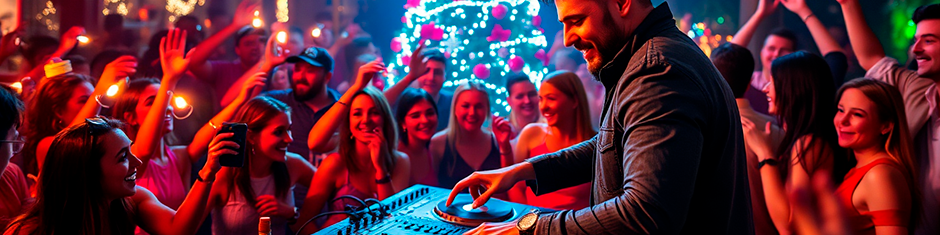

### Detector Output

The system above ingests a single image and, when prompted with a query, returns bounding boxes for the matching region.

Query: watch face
[519,213,537,228]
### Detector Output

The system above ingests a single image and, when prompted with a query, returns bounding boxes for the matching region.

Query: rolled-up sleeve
[865,57,933,136]
[532,64,708,234]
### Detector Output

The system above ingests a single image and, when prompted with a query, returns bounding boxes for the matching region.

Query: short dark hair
[421,49,446,68]
[711,43,755,98]
[23,35,59,66]
[235,26,267,47]
[504,74,533,95]
[913,4,940,24]
[0,86,23,139]
[104,14,124,31]
[768,28,798,49]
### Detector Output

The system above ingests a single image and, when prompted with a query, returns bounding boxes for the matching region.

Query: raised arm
[186,0,258,80]
[732,0,779,47]
[132,29,189,160]
[69,56,137,128]
[186,72,267,159]
[782,0,843,55]
[838,0,886,70]
[308,59,385,152]
[219,35,288,107]
[133,132,226,235]
[383,42,427,104]
[23,26,85,80]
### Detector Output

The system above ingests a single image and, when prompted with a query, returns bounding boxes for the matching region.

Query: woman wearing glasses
[0,86,29,229]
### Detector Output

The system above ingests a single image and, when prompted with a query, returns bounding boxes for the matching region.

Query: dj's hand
[464,221,519,235]
[446,162,536,209]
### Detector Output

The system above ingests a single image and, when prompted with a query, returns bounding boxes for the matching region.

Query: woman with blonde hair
[431,80,506,189]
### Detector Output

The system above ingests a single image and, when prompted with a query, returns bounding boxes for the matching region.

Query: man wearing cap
[263,46,340,159]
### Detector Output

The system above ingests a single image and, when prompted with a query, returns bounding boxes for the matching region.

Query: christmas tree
[386,0,549,116]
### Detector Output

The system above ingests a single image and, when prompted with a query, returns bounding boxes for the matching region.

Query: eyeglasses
[0,134,24,154]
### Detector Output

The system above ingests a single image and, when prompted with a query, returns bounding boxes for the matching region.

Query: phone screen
[218,122,247,167]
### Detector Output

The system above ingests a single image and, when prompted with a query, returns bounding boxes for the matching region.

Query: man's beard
[293,81,324,102]
[583,15,628,81]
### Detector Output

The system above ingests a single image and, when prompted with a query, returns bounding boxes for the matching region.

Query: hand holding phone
[217,122,248,167]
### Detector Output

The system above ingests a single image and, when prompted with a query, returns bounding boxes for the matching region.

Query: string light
[276,0,289,22]
[166,0,204,22]
[311,28,322,38]
[252,10,263,28]
[174,96,188,109]
[38,1,58,32]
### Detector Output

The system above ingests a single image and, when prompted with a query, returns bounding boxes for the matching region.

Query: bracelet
[375,174,391,184]
[758,158,779,169]
[802,13,815,22]
[208,121,219,130]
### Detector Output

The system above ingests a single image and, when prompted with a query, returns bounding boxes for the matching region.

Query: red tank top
[834,158,910,235]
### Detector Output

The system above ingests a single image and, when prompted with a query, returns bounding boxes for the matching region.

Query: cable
[294,211,358,235]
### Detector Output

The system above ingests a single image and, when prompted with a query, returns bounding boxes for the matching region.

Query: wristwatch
[516,209,540,235]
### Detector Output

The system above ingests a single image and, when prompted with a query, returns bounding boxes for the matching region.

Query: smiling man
[840,2,940,234]
[447,0,750,234]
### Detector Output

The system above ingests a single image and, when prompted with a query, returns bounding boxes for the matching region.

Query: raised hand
[0,26,22,59]
[741,119,776,161]
[362,128,388,172]
[58,26,85,52]
[232,0,261,27]
[492,115,515,146]
[407,41,429,79]
[256,195,295,218]
[207,133,237,171]
[238,72,268,101]
[98,56,137,88]
[160,29,190,81]
[781,0,811,18]
[261,35,289,70]
[353,59,386,91]
[756,0,780,17]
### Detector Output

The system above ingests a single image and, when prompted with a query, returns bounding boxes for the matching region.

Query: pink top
[0,164,31,229]
[136,146,187,208]
[135,146,187,235]
[524,143,591,210]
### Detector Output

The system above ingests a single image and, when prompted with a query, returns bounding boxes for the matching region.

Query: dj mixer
[311,184,549,235]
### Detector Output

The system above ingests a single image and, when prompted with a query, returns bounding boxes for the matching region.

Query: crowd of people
[0,0,938,234]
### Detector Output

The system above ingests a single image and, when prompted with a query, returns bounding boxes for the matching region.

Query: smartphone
[218,122,248,167]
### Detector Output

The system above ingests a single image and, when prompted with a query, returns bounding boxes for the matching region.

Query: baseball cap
[286,47,334,72]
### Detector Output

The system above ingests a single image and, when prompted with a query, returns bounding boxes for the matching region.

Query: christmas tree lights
[387,0,549,116]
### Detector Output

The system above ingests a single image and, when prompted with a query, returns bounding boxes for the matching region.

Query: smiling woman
[5,117,221,235]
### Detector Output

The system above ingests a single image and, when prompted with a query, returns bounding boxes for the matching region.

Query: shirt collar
[926,85,939,117]
[596,2,676,88]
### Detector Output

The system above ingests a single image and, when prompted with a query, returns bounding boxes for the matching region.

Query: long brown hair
[541,71,597,141]
[7,117,135,235]
[836,78,920,218]
[22,72,93,175]
[339,87,398,174]
[228,96,292,206]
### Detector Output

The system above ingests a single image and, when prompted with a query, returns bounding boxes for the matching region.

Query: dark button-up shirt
[263,88,340,158]
[525,3,751,234]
